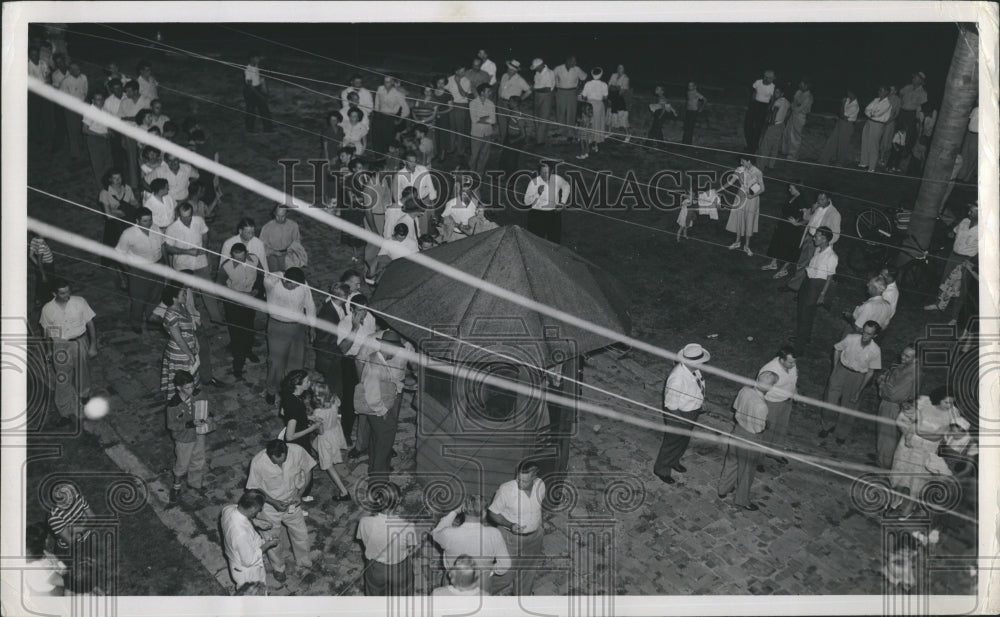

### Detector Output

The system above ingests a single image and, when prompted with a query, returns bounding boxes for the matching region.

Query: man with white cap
[653,343,710,485]
[498,60,531,143]
[530,58,555,145]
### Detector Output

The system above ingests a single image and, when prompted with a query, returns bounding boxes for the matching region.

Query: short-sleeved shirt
[805,245,838,280]
[260,219,301,254]
[221,235,268,273]
[220,504,265,572]
[952,218,978,256]
[357,513,418,565]
[732,386,768,434]
[116,225,164,264]
[499,72,531,101]
[246,443,317,503]
[853,297,893,330]
[554,64,587,89]
[758,358,797,403]
[532,68,555,90]
[149,163,198,202]
[488,478,545,534]
[143,193,177,230]
[899,84,927,111]
[663,363,704,411]
[581,79,608,101]
[244,65,262,87]
[48,491,90,538]
[164,216,209,271]
[30,237,54,264]
[752,79,775,103]
[40,296,95,340]
[835,334,882,373]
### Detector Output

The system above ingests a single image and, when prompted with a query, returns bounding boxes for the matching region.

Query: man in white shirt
[530,59,555,145]
[469,83,497,175]
[149,152,200,203]
[40,279,98,424]
[58,61,89,158]
[926,202,979,313]
[341,74,375,115]
[859,86,892,171]
[794,227,837,354]
[136,60,159,101]
[819,323,882,445]
[524,162,570,244]
[356,481,419,595]
[477,49,497,86]
[789,192,841,288]
[243,52,273,132]
[246,440,316,581]
[497,60,531,142]
[143,178,177,231]
[488,461,546,595]
[221,243,262,381]
[879,268,900,320]
[221,490,279,591]
[653,343,710,485]
[392,151,437,206]
[440,178,480,242]
[757,346,798,467]
[553,56,588,140]
[262,268,316,403]
[115,207,165,333]
[846,277,893,333]
[373,76,410,153]
[758,85,789,169]
[447,67,474,157]
[820,90,860,165]
[745,69,775,151]
[221,217,270,277]
[102,79,129,170]
[164,202,224,323]
[432,494,510,594]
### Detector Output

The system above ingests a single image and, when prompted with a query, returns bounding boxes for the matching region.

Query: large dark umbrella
[370,225,630,366]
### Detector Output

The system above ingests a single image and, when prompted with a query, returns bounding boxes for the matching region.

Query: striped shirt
[48,492,91,536]
[30,237,54,264]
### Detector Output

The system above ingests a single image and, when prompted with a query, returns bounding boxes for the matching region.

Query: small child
[696,187,721,221]
[576,102,595,160]
[310,381,351,501]
[418,233,438,251]
[28,232,56,308]
[676,190,695,241]
[414,124,434,167]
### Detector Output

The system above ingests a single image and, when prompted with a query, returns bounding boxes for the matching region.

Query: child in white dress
[310,382,352,502]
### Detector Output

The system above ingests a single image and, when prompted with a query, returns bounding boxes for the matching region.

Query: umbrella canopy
[370,225,631,367]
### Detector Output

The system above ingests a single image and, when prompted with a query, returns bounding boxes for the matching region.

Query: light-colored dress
[890,395,969,497]
[312,404,348,469]
[725,164,764,235]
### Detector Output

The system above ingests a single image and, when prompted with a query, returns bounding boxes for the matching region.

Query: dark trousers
[897,109,918,154]
[364,556,413,596]
[527,210,562,244]
[876,400,903,468]
[499,137,522,177]
[744,101,770,152]
[128,269,163,328]
[371,112,398,155]
[340,359,360,442]
[367,394,402,475]
[28,93,54,145]
[32,262,56,306]
[224,300,255,375]
[653,408,701,477]
[315,351,344,399]
[243,85,273,131]
[65,109,85,158]
[682,110,698,144]
[647,110,667,141]
[718,423,763,507]
[795,277,826,352]
[108,131,127,172]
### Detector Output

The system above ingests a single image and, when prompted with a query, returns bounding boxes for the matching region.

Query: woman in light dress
[721,156,765,256]
[310,380,352,502]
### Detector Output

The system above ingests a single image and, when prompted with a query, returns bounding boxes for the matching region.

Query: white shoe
[624,135,631,143]
[728,241,741,250]
[761,263,778,271]
[924,304,940,311]
[301,495,315,503]
[744,246,753,256]
[576,153,589,159]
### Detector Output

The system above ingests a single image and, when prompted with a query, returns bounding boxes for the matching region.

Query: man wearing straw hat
[653,343,710,485]
[498,59,531,143]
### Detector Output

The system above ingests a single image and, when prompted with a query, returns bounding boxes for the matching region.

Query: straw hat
[678,343,711,364]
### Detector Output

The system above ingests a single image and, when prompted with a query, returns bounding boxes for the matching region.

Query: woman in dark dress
[279,369,321,457]
[340,158,369,260]
[762,180,809,279]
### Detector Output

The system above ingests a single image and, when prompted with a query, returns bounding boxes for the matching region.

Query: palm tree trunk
[905,26,978,255]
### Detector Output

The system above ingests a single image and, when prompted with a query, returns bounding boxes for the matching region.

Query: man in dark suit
[314,282,350,441]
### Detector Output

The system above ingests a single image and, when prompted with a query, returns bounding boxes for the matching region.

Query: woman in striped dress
[160,282,200,399]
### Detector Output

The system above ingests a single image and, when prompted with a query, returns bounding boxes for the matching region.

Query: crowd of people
[24,30,980,598]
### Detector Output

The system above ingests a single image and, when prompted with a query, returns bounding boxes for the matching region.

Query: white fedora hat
[530,58,544,70]
[678,343,711,364]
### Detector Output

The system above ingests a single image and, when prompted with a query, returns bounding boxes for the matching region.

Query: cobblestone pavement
[22,51,977,597]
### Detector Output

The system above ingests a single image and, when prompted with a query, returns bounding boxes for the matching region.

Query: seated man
[371,223,418,284]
